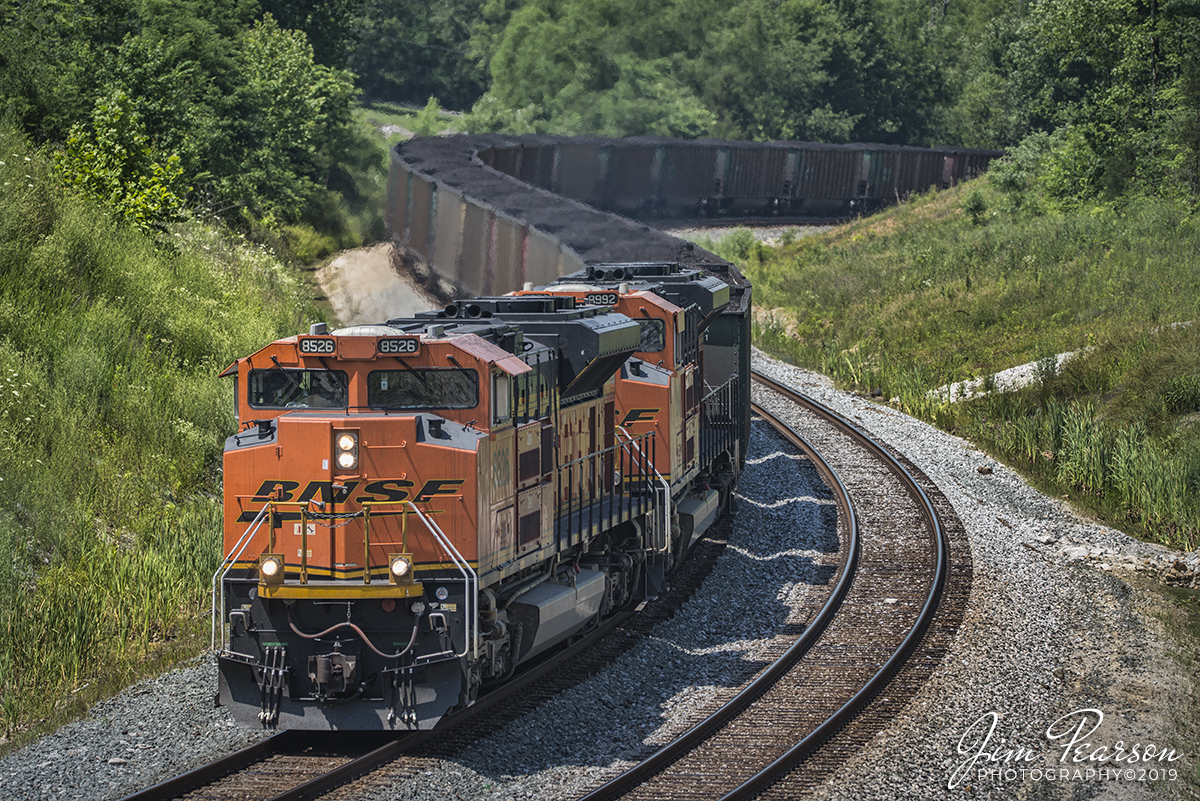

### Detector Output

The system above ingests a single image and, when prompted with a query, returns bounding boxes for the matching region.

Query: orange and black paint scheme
[512,262,735,492]
[215,263,749,730]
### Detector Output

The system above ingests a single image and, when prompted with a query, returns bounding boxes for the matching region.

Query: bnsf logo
[299,338,336,355]
[237,478,465,522]
[585,292,619,306]
[621,408,659,425]
[377,338,419,355]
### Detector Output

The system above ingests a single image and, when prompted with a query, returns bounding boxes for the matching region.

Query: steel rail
[255,522,733,801]
[720,369,949,799]
[116,731,294,801]
[576,398,860,801]
[256,608,638,801]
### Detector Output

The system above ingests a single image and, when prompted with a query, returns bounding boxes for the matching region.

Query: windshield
[368,368,478,410]
[638,319,665,352]
[248,369,348,409]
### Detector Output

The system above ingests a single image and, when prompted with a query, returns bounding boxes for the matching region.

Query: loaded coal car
[213,263,750,730]
[465,136,1002,221]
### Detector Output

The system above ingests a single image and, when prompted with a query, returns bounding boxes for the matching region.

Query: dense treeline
[0,0,378,242]
[4,0,1198,236]
[461,0,1200,201]
[351,0,1200,202]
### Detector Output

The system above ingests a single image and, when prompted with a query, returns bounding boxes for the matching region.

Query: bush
[0,123,321,741]
[748,175,1200,551]
[54,91,187,230]
[963,189,987,225]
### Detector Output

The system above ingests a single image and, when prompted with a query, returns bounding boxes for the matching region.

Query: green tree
[0,0,127,141]
[472,0,720,137]
[350,0,487,109]
[1012,0,1200,198]
[468,0,958,144]
[215,14,357,222]
[260,0,362,67]
[702,0,863,141]
[54,90,188,228]
[2,1,365,234]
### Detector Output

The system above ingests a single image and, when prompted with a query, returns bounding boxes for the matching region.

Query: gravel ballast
[2,351,1195,800]
[753,353,1196,801]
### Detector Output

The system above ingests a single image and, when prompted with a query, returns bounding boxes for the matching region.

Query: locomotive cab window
[637,319,665,352]
[367,368,478,410]
[249,369,348,409]
[492,373,510,424]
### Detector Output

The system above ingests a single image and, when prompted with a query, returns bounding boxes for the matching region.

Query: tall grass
[0,502,220,731]
[747,179,1200,551]
[0,124,320,742]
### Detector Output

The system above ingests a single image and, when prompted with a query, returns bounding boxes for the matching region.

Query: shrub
[0,123,320,741]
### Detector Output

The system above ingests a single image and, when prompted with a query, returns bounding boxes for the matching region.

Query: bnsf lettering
[416,479,465,502]
[252,480,301,502]
[377,338,419,355]
[298,480,360,505]
[621,408,659,425]
[299,338,336,355]
[356,479,416,503]
[240,478,462,517]
[584,292,618,306]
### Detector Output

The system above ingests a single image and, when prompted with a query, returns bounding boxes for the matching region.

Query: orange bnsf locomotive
[214,262,750,729]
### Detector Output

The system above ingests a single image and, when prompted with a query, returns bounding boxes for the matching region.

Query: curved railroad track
[570,369,969,800]
[120,370,969,801]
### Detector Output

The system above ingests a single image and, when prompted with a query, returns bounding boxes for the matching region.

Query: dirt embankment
[315,242,440,327]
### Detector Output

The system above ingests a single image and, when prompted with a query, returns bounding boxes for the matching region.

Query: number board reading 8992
[584,292,619,306]
[298,337,336,355]
[377,337,420,355]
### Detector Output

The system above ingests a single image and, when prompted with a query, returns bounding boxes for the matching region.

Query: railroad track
[571,369,967,800]
[121,371,968,801]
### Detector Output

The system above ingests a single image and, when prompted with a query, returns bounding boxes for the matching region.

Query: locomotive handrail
[699,375,737,405]
[555,430,661,547]
[617,426,671,553]
[404,502,478,660]
[555,428,652,470]
[699,376,739,470]
[211,501,272,650]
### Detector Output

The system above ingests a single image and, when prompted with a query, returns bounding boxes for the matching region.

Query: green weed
[0,124,320,744]
[748,177,1200,551]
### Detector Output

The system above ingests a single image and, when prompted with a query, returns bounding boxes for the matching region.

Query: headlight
[389,553,413,585]
[334,430,358,471]
[259,554,285,586]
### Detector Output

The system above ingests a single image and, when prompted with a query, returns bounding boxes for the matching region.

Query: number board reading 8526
[377,338,420,355]
[298,337,336,355]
